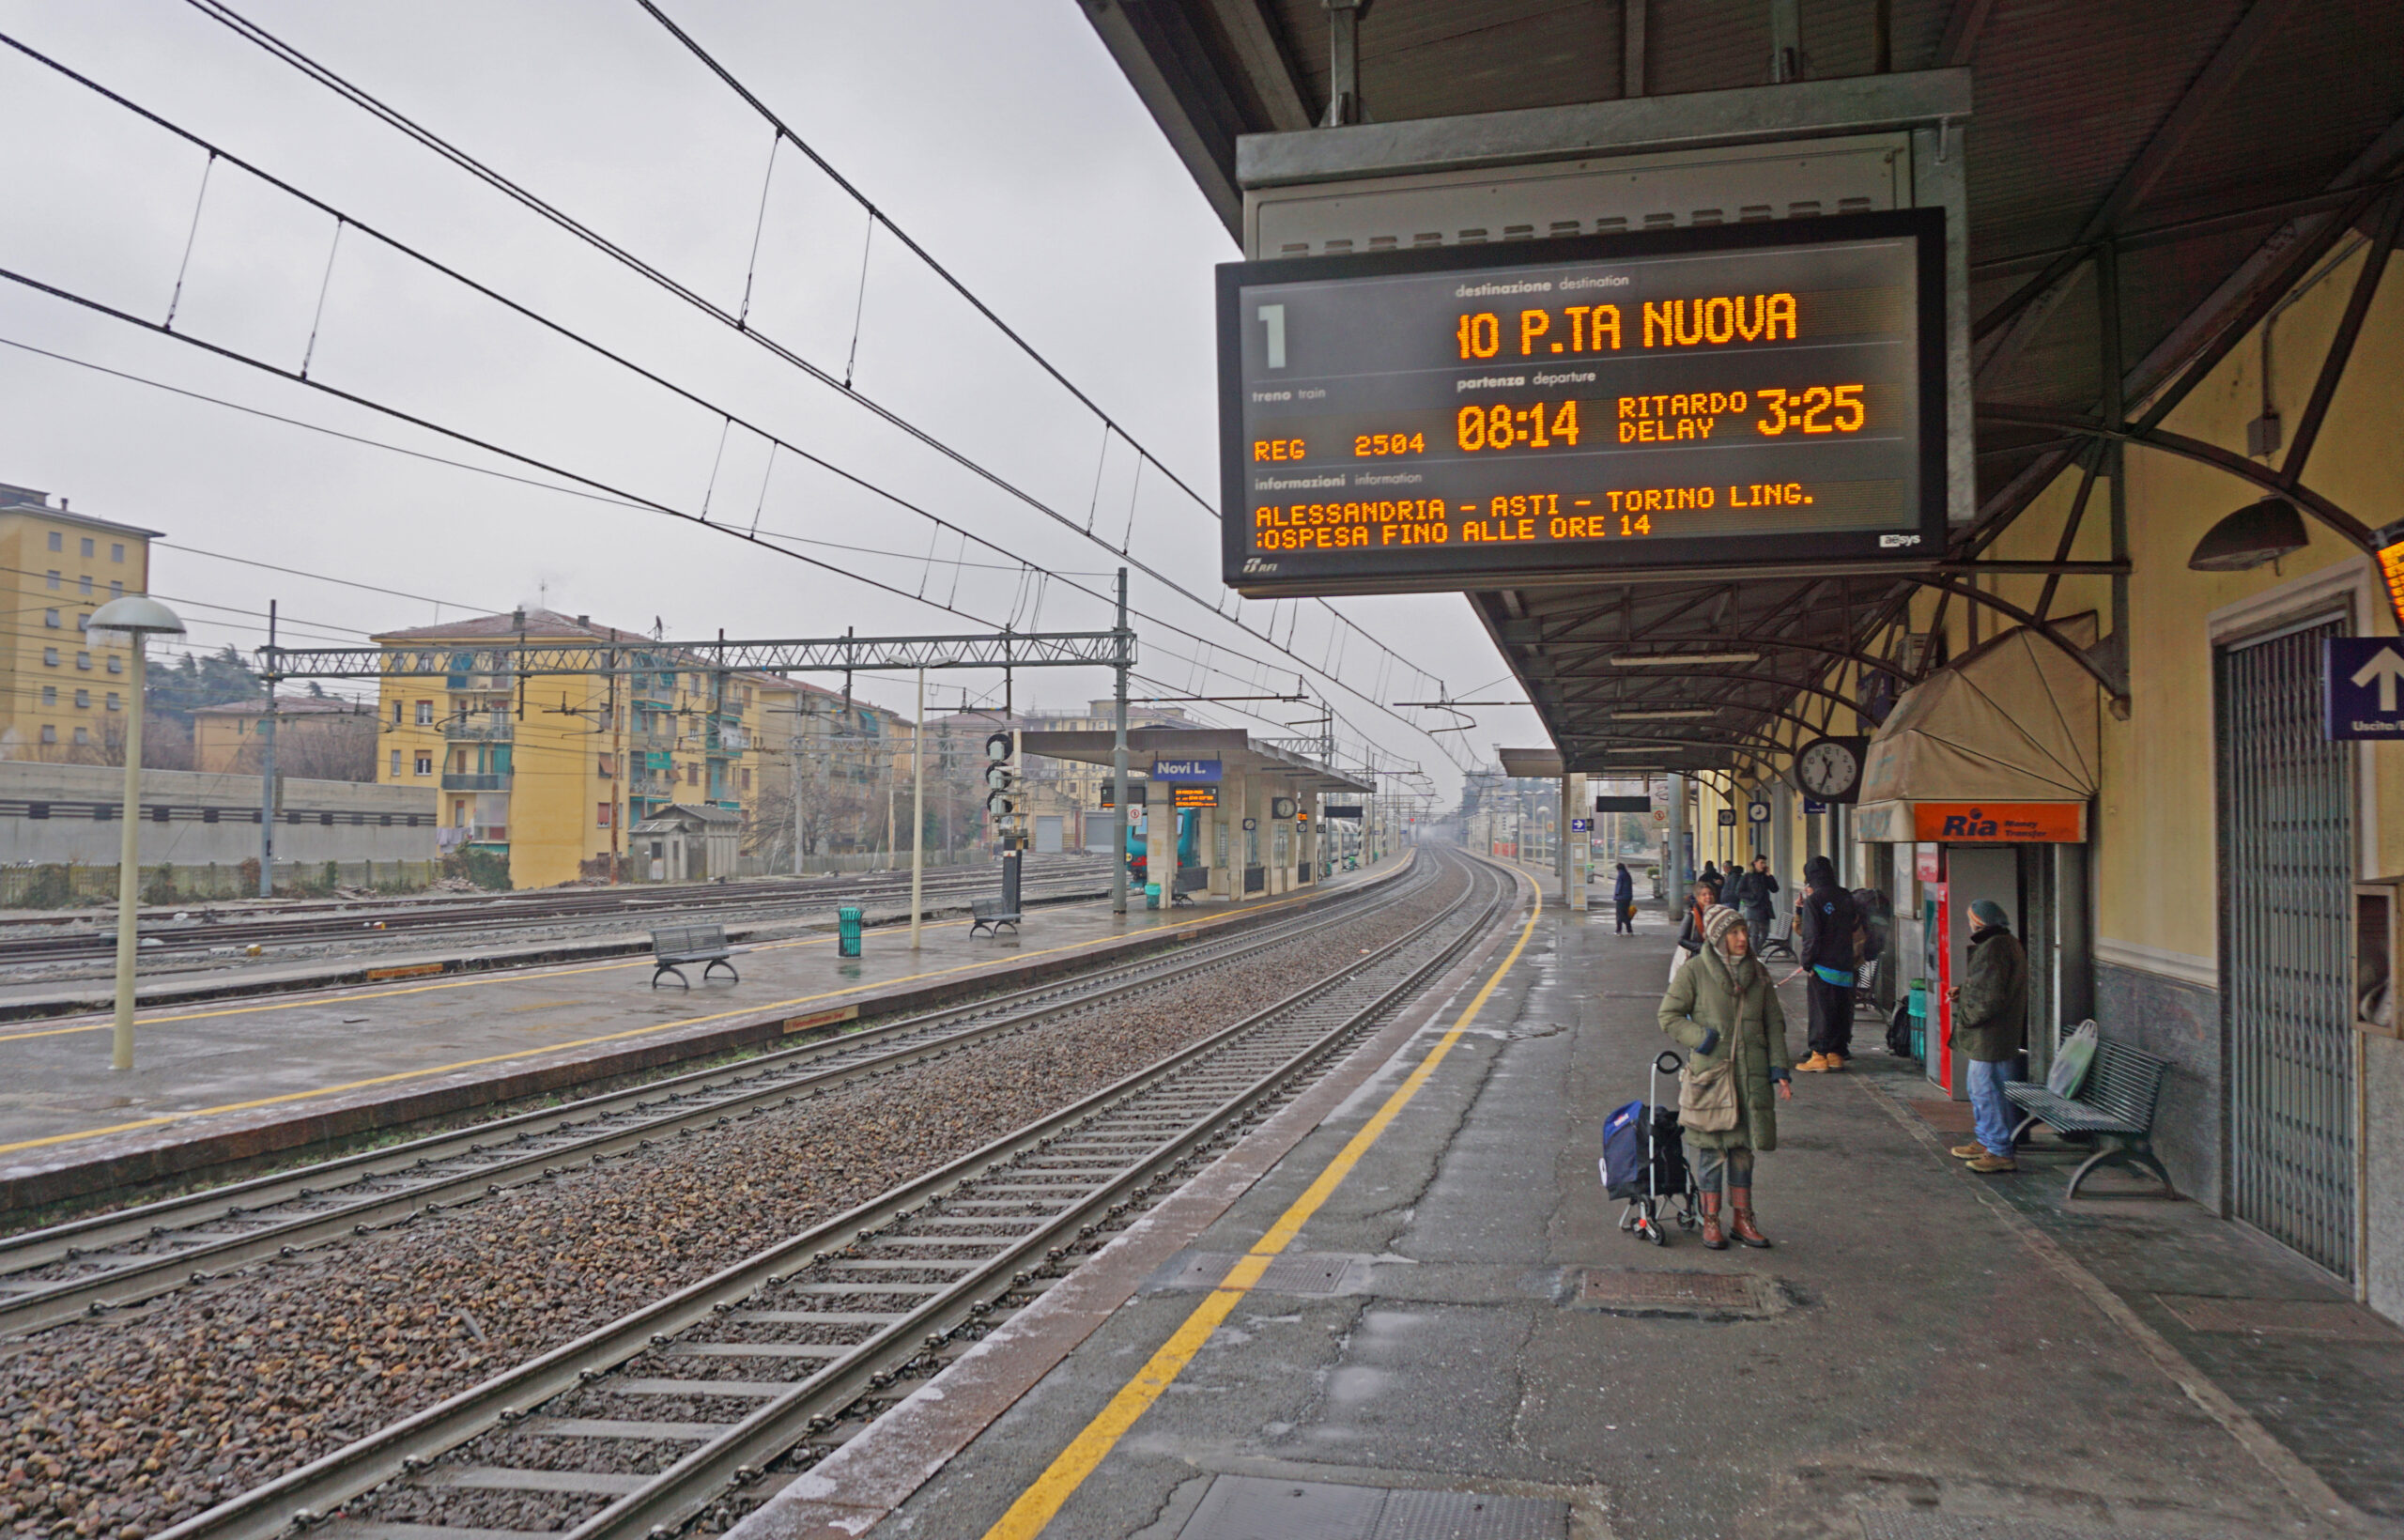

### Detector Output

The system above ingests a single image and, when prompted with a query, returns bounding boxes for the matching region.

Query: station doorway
[2217,617,2356,1280]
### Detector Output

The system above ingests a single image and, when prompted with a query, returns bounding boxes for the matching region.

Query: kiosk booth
[1854,622,2100,1099]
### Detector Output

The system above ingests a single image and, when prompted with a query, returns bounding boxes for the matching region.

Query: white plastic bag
[2048,1019,2099,1097]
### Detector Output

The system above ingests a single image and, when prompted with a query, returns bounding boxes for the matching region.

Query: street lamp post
[90,595,185,1072]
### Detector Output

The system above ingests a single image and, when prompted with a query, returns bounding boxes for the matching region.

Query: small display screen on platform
[1219,209,1947,596]
[1172,785,1220,808]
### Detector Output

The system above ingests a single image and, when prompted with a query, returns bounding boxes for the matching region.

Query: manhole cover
[1150,1251,1374,1296]
[1178,1475,1566,1539]
[1576,1269,1776,1317]
[2157,1293,2403,1342]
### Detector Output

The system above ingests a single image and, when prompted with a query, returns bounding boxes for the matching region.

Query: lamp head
[88,595,185,639]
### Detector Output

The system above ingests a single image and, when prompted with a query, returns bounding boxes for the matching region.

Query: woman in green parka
[1657,903,1795,1249]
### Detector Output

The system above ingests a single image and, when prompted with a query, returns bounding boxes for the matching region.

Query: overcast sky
[0,0,1549,804]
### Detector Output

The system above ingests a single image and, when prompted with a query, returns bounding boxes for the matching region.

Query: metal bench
[1758,911,1798,962]
[968,897,1021,938]
[650,922,738,989]
[1171,868,1207,907]
[2002,1037,2175,1197]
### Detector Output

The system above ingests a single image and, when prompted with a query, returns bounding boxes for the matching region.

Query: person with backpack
[1658,904,1795,1248]
[1795,855,1860,1071]
[1731,855,1779,945]
[1612,862,1636,934]
[1947,899,2029,1173]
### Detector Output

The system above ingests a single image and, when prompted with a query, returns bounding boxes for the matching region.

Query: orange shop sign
[1913,802,2087,842]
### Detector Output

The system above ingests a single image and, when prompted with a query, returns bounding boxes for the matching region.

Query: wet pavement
[744,869,2402,1540]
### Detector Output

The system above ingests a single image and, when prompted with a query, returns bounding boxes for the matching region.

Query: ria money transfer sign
[1220,209,1947,597]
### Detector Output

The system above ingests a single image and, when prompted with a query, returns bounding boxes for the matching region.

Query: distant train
[1124,808,1199,888]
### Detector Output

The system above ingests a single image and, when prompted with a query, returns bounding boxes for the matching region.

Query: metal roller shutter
[2217,617,2355,1279]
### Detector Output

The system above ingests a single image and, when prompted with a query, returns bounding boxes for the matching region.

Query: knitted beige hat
[1703,903,1747,949]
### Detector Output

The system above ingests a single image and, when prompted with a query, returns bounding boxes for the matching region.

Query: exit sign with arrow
[2325,638,2404,739]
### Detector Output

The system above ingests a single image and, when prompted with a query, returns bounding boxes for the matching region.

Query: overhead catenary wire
[4,303,1391,763]
[168,3,1464,763]
[0,49,1413,767]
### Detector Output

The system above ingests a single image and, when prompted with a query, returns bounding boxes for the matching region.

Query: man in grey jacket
[1947,898,2028,1173]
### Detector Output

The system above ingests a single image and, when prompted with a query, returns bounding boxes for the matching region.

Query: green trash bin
[837,903,864,959]
[1144,881,1162,911]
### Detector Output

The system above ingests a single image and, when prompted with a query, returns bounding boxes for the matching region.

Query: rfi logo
[1879,533,1922,548]
[1938,806,2000,838]
[1241,557,1280,574]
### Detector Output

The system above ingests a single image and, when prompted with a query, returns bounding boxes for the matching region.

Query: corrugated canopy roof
[1089,0,2404,776]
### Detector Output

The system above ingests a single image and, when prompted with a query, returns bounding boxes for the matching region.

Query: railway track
[0,855,1428,1333]
[118,848,1503,1540]
[0,857,1113,966]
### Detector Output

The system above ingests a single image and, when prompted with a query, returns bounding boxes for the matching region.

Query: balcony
[443,717,515,742]
[441,772,512,792]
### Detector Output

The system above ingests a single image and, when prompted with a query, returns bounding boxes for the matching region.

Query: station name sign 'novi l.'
[1219,210,1948,596]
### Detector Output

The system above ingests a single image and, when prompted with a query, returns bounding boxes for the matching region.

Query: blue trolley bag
[1601,1099,1649,1199]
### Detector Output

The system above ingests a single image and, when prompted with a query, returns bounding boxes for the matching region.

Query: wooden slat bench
[650,923,738,989]
[968,897,1021,938]
[2003,1037,2175,1197]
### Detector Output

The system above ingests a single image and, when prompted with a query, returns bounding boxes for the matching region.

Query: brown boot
[1699,1190,1728,1250]
[1728,1190,1772,1248]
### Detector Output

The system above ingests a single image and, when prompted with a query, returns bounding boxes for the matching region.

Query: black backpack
[1885,999,1915,1056]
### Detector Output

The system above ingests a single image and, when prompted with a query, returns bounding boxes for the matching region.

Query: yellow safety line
[979,870,1541,1540]
[0,877,1373,1158]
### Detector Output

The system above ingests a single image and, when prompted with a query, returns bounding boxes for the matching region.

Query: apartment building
[0,484,160,762]
[372,609,807,888]
[193,696,377,778]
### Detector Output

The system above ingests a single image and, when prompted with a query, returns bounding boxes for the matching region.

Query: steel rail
[0,860,1428,1333]
[147,850,1498,1540]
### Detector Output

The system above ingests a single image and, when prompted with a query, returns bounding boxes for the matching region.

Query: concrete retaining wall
[0,761,437,869]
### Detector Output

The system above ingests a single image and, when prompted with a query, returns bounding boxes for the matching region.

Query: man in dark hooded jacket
[1795,855,1859,1070]
[1731,855,1780,944]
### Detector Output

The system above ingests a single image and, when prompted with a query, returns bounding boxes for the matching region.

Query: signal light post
[985,729,1022,916]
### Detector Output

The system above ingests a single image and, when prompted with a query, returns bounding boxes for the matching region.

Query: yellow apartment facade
[372,609,805,889]
[193,696,377,778]
[0,484,158,762]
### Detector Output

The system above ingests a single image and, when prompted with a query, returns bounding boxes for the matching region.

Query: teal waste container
[1144,881,1162,911]
[838,904,864,958]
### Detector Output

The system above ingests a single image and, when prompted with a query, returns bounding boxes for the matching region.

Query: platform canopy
[1090,2,2404,778]
[1496,747,1566,780]
[1018,727,1374,798]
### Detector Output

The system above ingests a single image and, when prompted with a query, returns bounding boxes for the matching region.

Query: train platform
[0,860,1116,1022]
[0,858,1405,1219]
[739,870,2404,1540]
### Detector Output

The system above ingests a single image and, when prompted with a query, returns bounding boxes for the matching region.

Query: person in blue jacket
[1611,862,1635,933]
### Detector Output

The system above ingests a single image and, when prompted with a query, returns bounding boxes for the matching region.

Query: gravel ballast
[0,863,1470,1538]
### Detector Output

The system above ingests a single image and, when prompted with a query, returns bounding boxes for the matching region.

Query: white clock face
[1799,741,1858,796]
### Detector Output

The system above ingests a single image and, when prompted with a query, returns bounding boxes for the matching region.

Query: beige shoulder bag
[1679,1052,1740,1132]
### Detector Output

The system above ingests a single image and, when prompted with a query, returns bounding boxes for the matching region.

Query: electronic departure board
[1218,209,1947,597]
